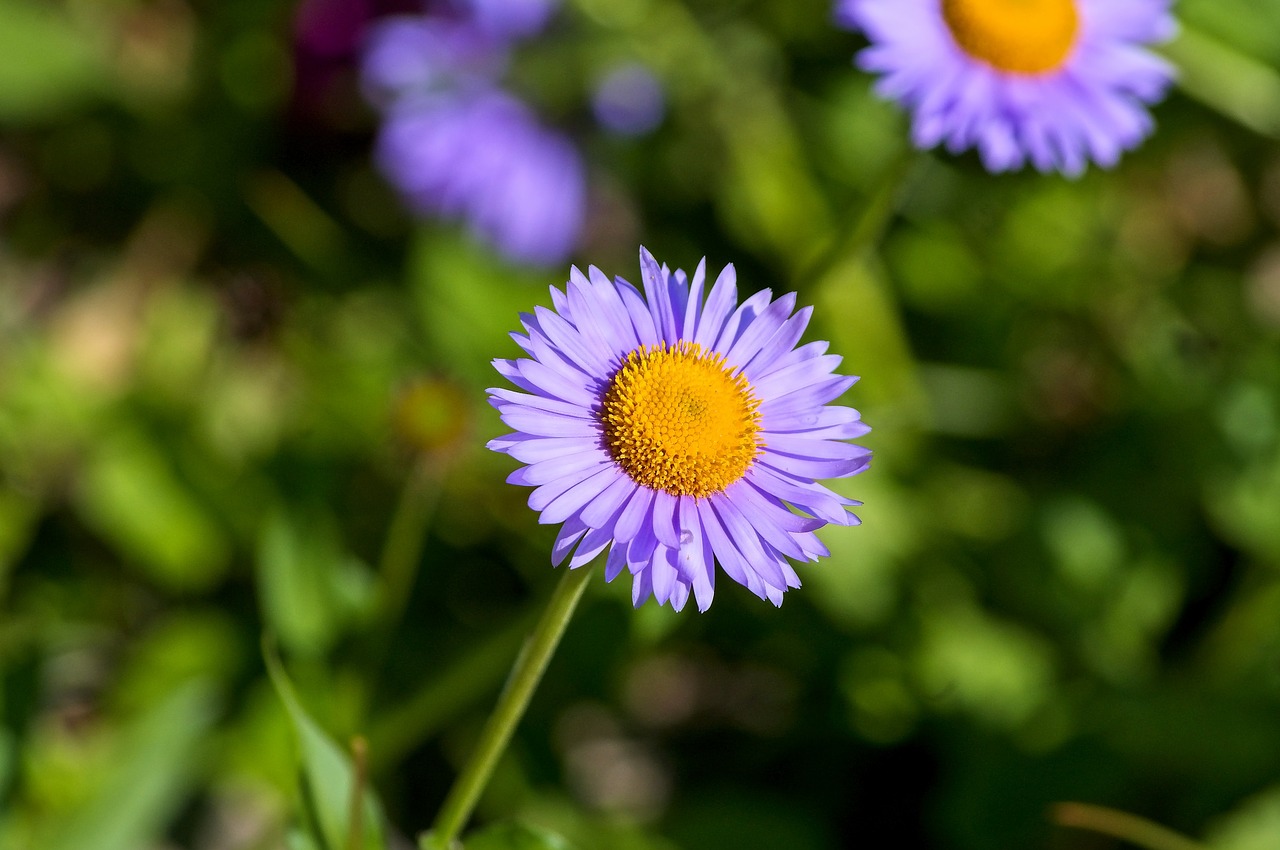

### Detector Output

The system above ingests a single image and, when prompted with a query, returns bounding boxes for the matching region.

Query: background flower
[360,16,505,106]
[377,92,585,267]
[456,0,560,40]
[837,0,1177,175]
[360,0,585,265]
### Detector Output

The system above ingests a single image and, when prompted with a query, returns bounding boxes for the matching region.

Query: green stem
[346,736,369,850]
[795,149,920,289]
[421,563,597,850]
[376,459,441,633]
[354,459,444,726]
[1052,802,1209,850]
[844,151,919,260]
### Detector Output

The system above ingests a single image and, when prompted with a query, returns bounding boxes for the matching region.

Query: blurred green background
[3,0,1280,848]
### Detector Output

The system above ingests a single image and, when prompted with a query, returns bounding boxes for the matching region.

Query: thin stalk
[349,459,443,728]
[421,563,597,850]
[378,463,440,612]
[795,149,921,288]
[1052,802,1209,850]
[346,736,369,850]
[360,460,443,699]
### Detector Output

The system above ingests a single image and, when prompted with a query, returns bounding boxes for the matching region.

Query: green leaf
[462,823,574,850]
[264,641,386,850]
[44,682,219,850]
[0,0,107,122]
[408,232,562,387]
[75,426,230,591]
[1206,785,1280,850]
[257,508,376,657]
[287,827,326,850]
[0,726,13,797]
[0,485,38,603]
[814,255,928,420]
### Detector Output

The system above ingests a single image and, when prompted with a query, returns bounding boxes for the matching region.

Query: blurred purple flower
[592,63,665,137]
[360,16,505,106]
[359,0,583,264]
[376,91,585,265]
[456,0,560,40]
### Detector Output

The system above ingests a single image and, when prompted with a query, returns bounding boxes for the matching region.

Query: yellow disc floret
[941,0,1080,75]
[600,342,762,498]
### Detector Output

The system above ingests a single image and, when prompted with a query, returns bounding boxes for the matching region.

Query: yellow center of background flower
[940,0,1079,75]
[601,342,761,498]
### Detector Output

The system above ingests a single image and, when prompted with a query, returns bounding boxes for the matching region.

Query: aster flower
[487,249,870,612]
[376,91,585,267]
[836,0,1176,176]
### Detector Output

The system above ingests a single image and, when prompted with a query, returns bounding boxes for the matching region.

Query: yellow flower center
[600,342,762,498]
[940,0,1080,75]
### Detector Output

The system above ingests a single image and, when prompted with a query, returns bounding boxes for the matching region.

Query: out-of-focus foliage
[2,0,1280,848]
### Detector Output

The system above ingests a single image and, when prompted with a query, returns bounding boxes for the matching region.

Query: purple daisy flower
[836,0,1176,176]
[487,249,870,612]
[376,91,585,266]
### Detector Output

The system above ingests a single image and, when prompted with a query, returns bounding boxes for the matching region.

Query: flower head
[488,249,870,611]
[837,0,1176,176]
